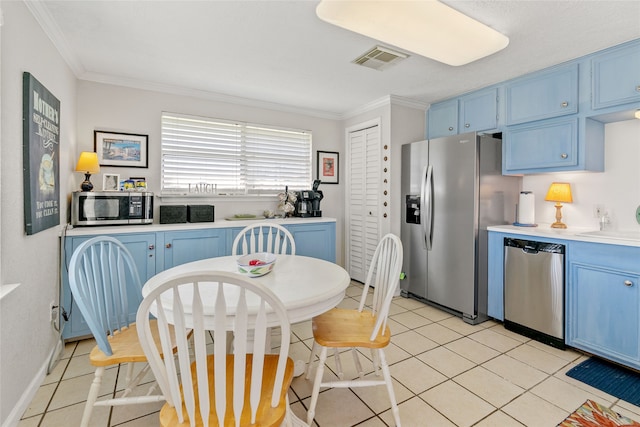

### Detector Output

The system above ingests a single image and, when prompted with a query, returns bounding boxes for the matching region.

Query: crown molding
[24,0,86,76]
[342,94,427,119]
[80,72,344,120]
[389,94,429,111]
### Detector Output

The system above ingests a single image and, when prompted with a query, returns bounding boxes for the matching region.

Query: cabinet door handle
[166,243,172,249]
[561,153,568,159]
[624,280,633,287]
[636,85,640,92]
[448,126,454,131]
[465,123,470,128]
[561,101,569,108]
[148,244,154,250]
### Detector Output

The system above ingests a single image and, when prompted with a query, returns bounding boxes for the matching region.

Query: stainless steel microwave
[71,191,153,226]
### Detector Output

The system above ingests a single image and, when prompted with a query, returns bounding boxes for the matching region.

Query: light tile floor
[20,281,640,426]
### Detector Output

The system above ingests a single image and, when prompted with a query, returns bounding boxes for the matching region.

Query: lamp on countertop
[75,152,100,192]
[545,182,573,229]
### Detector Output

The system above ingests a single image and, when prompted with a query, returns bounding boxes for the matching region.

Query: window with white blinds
[161,112,312,196]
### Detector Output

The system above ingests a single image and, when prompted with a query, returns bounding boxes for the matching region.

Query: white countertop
[487,224,640,247]
[62,217,336,237]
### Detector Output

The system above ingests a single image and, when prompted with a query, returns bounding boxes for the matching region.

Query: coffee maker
[295,180,323,217]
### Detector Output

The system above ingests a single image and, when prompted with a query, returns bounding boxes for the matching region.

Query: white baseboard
[1,346,53,427]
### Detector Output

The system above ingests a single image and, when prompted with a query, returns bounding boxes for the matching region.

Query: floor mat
[558,399,640,427]
[566,358,640,407]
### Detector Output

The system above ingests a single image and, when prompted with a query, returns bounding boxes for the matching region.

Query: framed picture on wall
[317,151,339,184]
[94,131,148,168]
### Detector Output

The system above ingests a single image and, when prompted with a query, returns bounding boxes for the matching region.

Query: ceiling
[28,0,640,119]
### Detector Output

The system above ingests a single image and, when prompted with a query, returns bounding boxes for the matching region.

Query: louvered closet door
[347,125,380,283]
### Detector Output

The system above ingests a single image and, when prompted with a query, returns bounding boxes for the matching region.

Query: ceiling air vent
[353,45,409,71]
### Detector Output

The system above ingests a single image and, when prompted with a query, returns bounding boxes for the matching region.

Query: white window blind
[161,112,312,195]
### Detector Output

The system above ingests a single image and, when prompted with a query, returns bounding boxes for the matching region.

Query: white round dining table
[141,254,351,328]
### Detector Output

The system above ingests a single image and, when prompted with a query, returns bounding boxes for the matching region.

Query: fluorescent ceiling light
[316,0,510,66]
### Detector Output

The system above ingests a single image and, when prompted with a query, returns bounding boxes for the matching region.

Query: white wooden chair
[136,270,295,427]
[305,233,404,426]
[68,236,177,427]
[231,222,296,256]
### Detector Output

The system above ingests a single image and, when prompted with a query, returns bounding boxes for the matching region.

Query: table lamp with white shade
[75,152,100,191]
[545,182,573,229]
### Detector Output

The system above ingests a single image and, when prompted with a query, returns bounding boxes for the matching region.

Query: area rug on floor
[558,400,640,427]
[566,357,640,407]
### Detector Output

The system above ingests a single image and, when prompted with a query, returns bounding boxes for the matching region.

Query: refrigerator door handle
[419,165,428,249]
[423,165,434,250]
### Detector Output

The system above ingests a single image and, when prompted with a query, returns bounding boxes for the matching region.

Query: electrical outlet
[594,204,606,218]
[50,300,58,322]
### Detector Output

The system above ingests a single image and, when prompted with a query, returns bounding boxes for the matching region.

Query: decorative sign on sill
[188,183,217,194]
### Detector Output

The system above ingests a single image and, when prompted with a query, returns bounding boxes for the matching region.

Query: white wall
[522,119,640,231]
[76,81,346,263]
[389,103,427,237]
[0,1,78,424]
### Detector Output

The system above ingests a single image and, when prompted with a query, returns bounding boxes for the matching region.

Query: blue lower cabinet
[286,222,336,262]
[160,229,227,270]
[228,222,336,262]
[567,242,640,370]
[487,232,507,320]
[489,232,640,370]
[61,221,337,340]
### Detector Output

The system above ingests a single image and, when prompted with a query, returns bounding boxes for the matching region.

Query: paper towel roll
[518,191,535,225]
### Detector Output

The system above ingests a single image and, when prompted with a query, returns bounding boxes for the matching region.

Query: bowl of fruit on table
[236,252,277,277]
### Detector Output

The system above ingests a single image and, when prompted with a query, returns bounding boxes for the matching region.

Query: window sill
[0,283,21,301]
[157,193,280,203]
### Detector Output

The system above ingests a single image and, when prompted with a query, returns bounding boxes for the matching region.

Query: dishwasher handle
[504,238,565,255]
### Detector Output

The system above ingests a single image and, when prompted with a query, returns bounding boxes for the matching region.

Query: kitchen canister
[517,191,536,226]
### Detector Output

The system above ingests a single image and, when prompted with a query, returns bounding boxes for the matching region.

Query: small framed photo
[94,130,148,168]
[317,151,339,184]
[102,173,120,191]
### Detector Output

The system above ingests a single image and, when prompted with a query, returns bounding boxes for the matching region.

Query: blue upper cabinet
[504,117,604,174]
[505,64,579,125]
[459,88,499,134]
[426,40,637,174]
[504,117,578,172]
[428,88,499,139]
[427,99,458,139]
[591,41,640,110]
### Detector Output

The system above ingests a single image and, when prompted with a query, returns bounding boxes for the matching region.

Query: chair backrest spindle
[231,222,296,256]
[137,271,292,426]
[356,234,403,342]
[69,236,143,356]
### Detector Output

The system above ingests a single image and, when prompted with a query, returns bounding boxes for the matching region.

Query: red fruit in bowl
[249,259,265,266]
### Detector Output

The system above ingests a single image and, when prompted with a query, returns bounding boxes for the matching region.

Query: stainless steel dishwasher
[504,238,566,349]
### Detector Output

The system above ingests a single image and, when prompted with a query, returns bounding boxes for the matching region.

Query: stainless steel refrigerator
[400,132,520,324]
